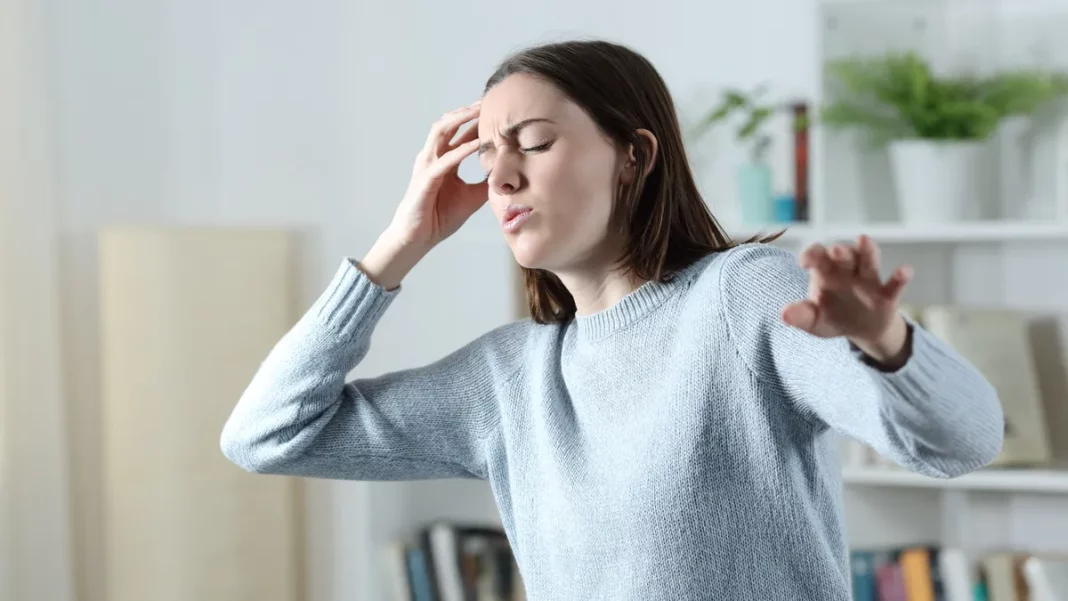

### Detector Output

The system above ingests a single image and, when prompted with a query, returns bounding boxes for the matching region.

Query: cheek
[532,146,617,225]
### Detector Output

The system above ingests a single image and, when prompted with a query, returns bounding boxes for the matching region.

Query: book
[851,546,1064,601]
[1022,556,1068,601]
[386,521,525,601]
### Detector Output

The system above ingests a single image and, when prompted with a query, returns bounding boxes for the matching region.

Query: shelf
[842,467,1068,494]
[732,220,1068,245]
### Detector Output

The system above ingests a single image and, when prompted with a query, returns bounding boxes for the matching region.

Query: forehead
[478,74,570,136]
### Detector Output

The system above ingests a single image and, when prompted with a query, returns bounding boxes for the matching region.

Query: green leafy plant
[820,51,1068,146]
[691,85,777,162]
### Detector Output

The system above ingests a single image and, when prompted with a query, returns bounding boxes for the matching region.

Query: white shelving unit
[761,0,1068,559]
[842,467,1068,494]
[736,219,1068,245]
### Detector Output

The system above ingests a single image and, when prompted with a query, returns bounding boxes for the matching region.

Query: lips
[501,205,533,233]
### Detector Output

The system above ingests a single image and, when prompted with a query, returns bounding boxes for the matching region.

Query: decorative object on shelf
[692,86,802,226]
[887,138,988,223]
[820,51,1068,223]
[790,102,811,222]
[98,227,302,601]
[774,193,797,223]
[736,158,774,225]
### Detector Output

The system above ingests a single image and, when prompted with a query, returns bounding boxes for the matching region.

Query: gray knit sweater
[220,242,1004,600]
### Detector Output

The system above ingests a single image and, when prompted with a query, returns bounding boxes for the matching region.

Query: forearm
[220,254,510,481]
[220,258,397,474]
[855,321,1005,477]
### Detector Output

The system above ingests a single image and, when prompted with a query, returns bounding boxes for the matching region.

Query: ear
[619,128,659,185]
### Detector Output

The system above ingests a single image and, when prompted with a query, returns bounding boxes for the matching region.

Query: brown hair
[485,39,780,324]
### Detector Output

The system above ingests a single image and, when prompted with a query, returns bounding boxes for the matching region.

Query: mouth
[501,205,533,234]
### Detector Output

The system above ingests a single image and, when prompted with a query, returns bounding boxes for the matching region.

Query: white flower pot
[888,139,989,223]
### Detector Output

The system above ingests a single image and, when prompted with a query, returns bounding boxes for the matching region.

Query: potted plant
[820,51,1068,223]
[691,86,778,225]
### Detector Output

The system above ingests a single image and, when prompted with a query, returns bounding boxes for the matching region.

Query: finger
[880,265,914,301]
[449,120,481,149]
[781,300,820,333]
[428,138,481,178]
[798,243,830,271]
[856,235,880,283]
[423,102,481,158]
[799,243,843,291]
[828,243,857,275]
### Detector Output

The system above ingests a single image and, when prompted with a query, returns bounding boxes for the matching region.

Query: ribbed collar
[571,254,714,342]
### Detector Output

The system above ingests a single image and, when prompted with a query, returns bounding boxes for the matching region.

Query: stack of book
[383,521,526,601]
[850,546,1068,601]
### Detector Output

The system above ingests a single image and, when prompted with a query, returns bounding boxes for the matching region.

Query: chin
[507,234,555,271]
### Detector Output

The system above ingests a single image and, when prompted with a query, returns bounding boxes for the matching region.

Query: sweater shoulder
[685,243,802,302]
[700,242,800,282]
[458,317,548,387]
[679,243,807,334]
[467,318,534,377]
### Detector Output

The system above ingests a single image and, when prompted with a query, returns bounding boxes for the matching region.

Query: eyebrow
[478,118,554,154]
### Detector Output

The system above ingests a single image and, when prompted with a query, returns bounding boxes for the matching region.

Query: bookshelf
[794,1,1068,592]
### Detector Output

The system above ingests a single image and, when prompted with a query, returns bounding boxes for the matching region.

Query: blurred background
[4,0,1068,600]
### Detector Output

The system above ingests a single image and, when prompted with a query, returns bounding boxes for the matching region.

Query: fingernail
[470,100,482,106]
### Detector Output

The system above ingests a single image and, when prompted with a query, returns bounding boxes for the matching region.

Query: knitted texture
[221,243,1004,600]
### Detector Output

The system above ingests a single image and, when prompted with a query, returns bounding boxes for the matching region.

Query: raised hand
[360,101,489,289]
[782,235,914,366]
[390,101,490,249]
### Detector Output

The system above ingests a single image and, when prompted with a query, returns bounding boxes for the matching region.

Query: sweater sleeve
[718,243,1005,478]
[220,258,522,481]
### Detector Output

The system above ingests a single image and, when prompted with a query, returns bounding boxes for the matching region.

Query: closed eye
[521,141,554,153]
[483,139,555,177]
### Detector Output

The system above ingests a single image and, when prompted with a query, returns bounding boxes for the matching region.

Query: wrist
[359,229,432,290]
[850,314,911,369]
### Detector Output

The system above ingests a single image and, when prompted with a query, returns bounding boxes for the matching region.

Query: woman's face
[478,74,631,273]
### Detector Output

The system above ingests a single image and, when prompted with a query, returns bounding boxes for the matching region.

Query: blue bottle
[736,162,774,225]
[774,194,796,223]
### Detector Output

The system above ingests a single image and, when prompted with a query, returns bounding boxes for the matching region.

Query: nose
[487,151,522,196]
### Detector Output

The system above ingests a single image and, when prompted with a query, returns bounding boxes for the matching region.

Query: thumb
[782,300,819,333]
[461,179,489,209]
[451,180,489,220]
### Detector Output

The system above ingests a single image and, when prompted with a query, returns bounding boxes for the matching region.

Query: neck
[555,261,646,317]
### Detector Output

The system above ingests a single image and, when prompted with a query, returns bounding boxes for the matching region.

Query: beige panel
[99,227,302,601]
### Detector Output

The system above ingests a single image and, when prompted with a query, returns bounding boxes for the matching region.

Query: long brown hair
[485,40,780,324]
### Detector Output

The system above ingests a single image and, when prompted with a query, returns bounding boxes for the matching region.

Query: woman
[221,40,1003,599]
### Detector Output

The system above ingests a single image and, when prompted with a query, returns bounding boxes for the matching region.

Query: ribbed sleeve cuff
[307,258,399,342]
[855,315,1005,473]
[851,316,955,387]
